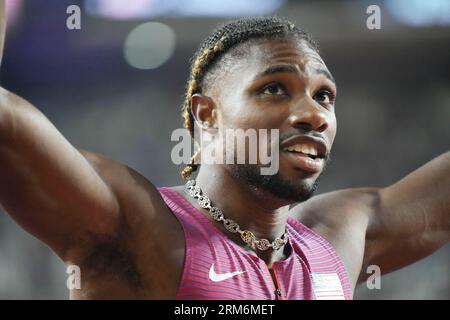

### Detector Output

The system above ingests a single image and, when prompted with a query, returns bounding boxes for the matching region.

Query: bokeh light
[5,0,23,28]
[124,22,176,70]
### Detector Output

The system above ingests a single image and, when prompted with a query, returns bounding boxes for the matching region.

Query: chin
[228,164,322,204]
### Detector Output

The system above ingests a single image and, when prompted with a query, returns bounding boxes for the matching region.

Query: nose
[288,97,329,133]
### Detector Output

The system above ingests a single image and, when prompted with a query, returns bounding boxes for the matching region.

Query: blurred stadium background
[0,0,449,299]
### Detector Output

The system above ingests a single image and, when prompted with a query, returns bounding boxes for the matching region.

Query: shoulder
[79,150,164,210]
[290,187,380,231]
[74,151,186,288]
[79,150,154,192]
[77,150,178,243]
[289,187,381,287]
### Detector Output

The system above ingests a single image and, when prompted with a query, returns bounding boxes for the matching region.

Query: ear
[190,93,217,129]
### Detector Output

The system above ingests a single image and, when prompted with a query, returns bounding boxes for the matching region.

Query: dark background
[0,0,449,299]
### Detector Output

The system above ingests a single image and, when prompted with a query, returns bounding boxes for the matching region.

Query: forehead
[209,37,333,93]
[203,37,333,99]
[244,37,327,72]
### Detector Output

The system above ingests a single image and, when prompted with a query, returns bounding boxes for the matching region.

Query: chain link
[185,180,288,251]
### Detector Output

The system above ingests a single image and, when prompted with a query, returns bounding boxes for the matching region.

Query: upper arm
[363,152,450,278]
[0,88,120,259]
[291,153,449,285]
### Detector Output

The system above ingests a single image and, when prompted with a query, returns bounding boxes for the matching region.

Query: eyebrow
[253,64,336,85]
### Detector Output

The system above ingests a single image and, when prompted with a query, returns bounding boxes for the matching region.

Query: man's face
[207,37,337,203]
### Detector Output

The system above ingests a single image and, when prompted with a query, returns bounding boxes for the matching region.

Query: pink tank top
[159,187,353,300]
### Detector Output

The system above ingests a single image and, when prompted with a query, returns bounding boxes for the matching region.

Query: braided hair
[180,16,319,179]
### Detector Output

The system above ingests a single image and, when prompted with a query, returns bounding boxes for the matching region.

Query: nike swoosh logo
[209,263,246,282]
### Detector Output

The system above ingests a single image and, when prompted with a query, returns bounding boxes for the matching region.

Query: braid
[181,149,201,180]
[180,16,319,179]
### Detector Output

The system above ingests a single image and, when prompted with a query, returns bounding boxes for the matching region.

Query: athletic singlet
[158,187,353,300]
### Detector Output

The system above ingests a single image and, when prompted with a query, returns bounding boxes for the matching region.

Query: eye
[261,83,287,96]
[314,90,335,105]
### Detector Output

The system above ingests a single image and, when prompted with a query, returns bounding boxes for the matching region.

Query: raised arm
[293,151,450,285]
[0,2,120,260]
[363,151,450,278]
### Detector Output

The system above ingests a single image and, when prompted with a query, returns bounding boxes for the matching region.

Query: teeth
[284,144,318,156]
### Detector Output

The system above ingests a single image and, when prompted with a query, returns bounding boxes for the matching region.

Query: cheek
[219,96,288,133]
[218,97,264,130]
[327,113,337,145]
[214,100,279,164]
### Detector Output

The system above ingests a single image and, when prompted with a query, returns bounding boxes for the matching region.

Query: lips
[280,135,328,173]
[282,151,324,173]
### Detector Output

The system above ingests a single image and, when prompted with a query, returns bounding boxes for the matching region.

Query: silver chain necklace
[185,180,289,251]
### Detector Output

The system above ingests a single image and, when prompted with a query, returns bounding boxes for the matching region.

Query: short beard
[227,156,330,204]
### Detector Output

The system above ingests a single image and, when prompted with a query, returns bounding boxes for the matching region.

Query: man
[0,4,448,299]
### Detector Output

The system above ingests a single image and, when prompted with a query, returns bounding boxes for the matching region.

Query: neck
[192,164,292,265]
